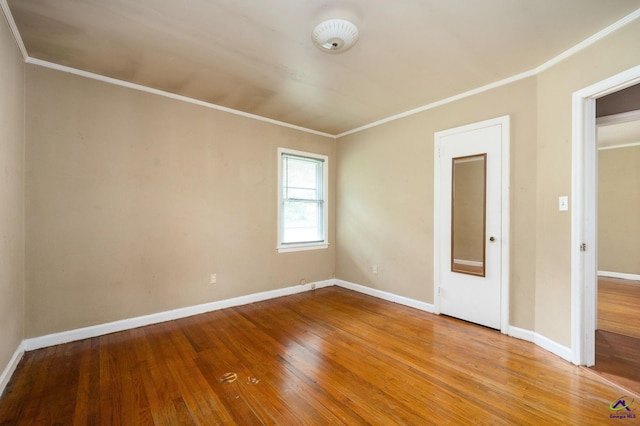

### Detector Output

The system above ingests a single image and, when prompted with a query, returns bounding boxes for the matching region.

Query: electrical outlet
[372,265,378,275]
[300,278,306,285]
[210,273,217,284]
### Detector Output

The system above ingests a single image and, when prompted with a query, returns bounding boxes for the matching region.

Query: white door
[434,116,509,330]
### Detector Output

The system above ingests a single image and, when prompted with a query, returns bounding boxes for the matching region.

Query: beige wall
[336,77,538,331]
[598,145,640,275]
[337,19,640,345]
[25,65,335,337]
[534,19,640,346]
[0,16,25,376]
[8,8,640,359]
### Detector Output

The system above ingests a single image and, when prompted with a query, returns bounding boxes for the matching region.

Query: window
[277,148,328,252]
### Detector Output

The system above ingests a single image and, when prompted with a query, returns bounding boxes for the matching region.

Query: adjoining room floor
[0,287,631,424]
[592,330,640,397]
[590,277,640,398]
[597,277,640,340]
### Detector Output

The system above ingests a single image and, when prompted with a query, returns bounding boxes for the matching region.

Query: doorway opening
[592,91,640,395]
[571,66,640,383]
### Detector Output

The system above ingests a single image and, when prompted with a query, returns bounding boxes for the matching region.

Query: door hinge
[438,287,441,296]
[580,243,587,252]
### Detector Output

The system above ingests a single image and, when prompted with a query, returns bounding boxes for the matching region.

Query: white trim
[433,133,443,316]
[23,279,334,351]
[507,326,535,343]
[596,110,640,126]
[3,7,636,139]
[0,342,24,397]
[334,279,435,313]
[337,280,571,362]
[571,88,598,367]
[277,147,329,253]
[433,116,510,334]
[534,333,573,363]
[25,58,335,139]
[597,141,640,151]
[598,271,640,281]
[2,278,573,394]
[337,70,535,138]
[19,42,533,142]
[535,9,640,74]
[337,8,640,138]
[277,243,329,253]
[20,280,434,353]
[500,118,511,335]
[0,0,28,60]
[571,64,640,366]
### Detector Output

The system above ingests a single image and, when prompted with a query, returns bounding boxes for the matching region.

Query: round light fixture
[311,19,359,54]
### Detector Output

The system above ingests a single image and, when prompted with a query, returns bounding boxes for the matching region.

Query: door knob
[489,236,496,242]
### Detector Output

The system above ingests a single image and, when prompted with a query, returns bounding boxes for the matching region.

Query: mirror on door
[451,154,486,276]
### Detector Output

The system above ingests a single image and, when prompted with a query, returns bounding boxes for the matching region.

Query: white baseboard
[0,341,24,398]
[533,333,573,362]
[24,279,335,351]
[507,326,535,343]
[509,327,573,362]
[510,326,572,363]
[335,281,575,362]
[334,279,435,313]
[6,277,573,396]
[598,270,640,281]
[509,326,573,362]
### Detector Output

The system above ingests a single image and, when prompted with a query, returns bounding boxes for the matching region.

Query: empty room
[1,1,640,424]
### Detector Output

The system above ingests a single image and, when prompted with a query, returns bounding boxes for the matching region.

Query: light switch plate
[559,196,569,211]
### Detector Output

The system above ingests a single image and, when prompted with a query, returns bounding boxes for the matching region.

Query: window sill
[277,243,329,253]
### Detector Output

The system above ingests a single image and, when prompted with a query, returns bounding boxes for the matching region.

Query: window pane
[284,156,321,200]
[278,149,327,250]
[282,200,322,243]
[287,157,318,187]
[287,187,318,200]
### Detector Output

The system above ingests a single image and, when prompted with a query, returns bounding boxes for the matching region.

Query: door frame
[433,115,511,334]
[571,65,640,366]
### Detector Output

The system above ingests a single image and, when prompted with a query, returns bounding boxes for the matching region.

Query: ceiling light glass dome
[311,19,359,54]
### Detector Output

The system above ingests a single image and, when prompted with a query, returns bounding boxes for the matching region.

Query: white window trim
[277,147,329,253]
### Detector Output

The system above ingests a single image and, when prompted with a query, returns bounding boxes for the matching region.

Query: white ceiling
[6,0,640,135]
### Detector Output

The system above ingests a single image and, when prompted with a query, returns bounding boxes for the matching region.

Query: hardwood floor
[0,287,633,425]
[597,277,640,339]
[592,330,640,398]
[590,276,640,398]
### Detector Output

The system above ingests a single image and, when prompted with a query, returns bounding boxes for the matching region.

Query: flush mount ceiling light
[311,19,359,54]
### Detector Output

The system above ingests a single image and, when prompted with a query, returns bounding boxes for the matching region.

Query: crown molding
[0,0,27,60]
[4,3,640,139]
[25,58,335,139]
[338,7,640,138]
[336,69,536,138]
[536,8,640,74]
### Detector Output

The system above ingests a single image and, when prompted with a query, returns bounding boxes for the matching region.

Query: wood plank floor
[597,277,640,339]
[592,330,640,398]
[0,287,633,425]
[590,276,640,398]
